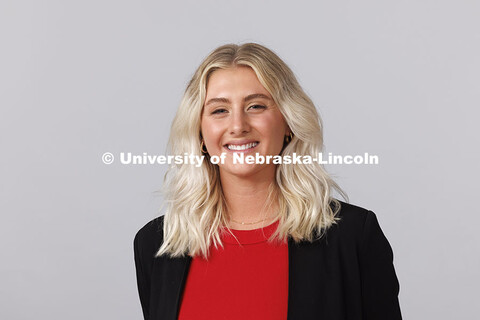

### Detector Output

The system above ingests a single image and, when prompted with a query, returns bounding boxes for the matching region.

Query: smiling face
[200,66,289,180]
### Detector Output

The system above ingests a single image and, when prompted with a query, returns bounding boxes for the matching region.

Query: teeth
[227,142,258,150]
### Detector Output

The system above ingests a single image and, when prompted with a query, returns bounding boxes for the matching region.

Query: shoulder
[335,200,372,229]
[323,200,378,244]
[133,215,165,259]
[325,200,394,257]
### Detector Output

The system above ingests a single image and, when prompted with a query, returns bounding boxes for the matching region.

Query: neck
[220,167,279,230]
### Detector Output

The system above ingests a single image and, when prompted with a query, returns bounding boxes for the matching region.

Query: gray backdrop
[1,0,479,319]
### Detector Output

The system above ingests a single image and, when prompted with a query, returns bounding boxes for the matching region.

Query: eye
[211,108,227,115]
[248,104,267,110]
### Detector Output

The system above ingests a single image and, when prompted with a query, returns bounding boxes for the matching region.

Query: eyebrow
[204,93,272,107]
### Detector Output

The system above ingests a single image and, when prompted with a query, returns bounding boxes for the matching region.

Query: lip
[223,140,259,153]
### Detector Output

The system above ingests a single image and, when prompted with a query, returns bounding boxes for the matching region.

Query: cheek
[261,116,287,144]
[201,119,222,146]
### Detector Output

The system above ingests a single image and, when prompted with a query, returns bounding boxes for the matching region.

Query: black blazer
[134,201,402,319]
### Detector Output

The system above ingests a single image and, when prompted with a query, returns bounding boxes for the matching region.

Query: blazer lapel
[287,237,315,320]
[155,255,192,320]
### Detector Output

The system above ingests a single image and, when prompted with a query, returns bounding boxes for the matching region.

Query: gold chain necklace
[229,215,276,226]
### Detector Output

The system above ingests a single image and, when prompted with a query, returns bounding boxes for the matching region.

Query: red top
[178,220,289,320]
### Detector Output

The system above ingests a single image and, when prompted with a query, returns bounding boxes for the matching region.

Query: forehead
[205,66,271,99]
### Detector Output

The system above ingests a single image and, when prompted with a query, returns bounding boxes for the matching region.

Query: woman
[134,43,402,320]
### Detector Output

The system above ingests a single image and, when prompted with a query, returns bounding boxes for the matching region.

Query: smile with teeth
[226,142,259,151]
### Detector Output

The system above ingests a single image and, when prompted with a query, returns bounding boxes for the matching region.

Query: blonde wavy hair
[156,43,347,259]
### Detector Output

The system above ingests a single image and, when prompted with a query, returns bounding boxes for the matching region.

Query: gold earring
[284,132,294,144]
[200,140,208,154]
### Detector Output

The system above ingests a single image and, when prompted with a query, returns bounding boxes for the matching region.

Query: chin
[219,164,273,180]
[223,166,257,177]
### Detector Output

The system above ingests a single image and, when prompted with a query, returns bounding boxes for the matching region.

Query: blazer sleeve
[134,232,150,320]
[359,211,402,320]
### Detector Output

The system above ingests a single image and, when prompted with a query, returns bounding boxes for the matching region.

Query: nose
[229,108,250,135]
